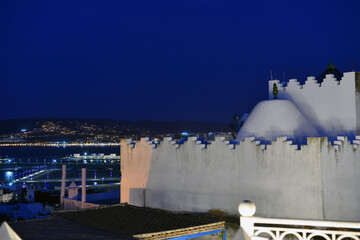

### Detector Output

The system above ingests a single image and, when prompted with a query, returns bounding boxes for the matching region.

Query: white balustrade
[239,201,360,240]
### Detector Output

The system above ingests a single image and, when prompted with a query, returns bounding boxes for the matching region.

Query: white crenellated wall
[268,72,360,137]
[121,136,360,221]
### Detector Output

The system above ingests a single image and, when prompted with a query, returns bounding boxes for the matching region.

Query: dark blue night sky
[1,0,360,123]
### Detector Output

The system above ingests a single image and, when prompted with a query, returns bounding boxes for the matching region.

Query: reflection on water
[0,146,121,189]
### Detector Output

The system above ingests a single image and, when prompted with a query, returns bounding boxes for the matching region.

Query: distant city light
[181,132,190,136]
[21,129,27,132]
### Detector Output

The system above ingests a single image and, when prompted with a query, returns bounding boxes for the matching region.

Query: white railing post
[239,200,256,240]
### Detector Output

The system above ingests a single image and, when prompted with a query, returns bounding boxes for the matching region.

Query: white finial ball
[239,200,256,216]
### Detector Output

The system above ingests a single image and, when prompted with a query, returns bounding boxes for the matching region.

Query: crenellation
[126,138,135,148]
[223,139,236,149]
[332,136,346,146]
[337,136,345,141]
[287,79,302,89]
[305,76,316,82]
[188,136,197,141]
[322,74,340,87]
[269,73,353,92]
[304,76,321,88]
[125,135,360,151]
[277,136,288,142]
[216,136,226,141]
[228,144,235,149]
[177,137,188,145]
[142,137,160,148]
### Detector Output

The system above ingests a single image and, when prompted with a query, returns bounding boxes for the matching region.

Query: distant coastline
[0,118,229,144]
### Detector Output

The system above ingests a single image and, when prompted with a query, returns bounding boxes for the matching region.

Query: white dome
[236,100,319,143]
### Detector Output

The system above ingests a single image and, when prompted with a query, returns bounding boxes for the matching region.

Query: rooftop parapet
[123,135,360,152]
[269,72,357,99]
